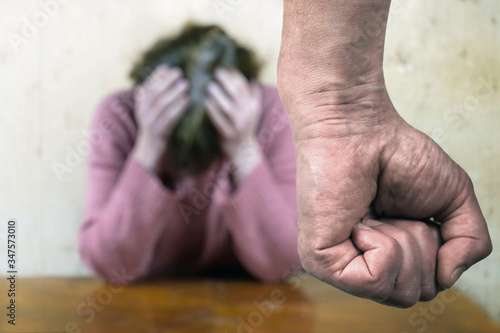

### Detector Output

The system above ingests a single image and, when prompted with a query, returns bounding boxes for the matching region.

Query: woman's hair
[130,24,261,175]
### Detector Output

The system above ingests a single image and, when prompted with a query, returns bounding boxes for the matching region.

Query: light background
[0,0,498,321]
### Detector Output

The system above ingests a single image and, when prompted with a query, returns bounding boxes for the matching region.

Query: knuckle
[383,290,421,308]
[397,228,414,245]
[404,290,422,306]
[412,221,429,236]
[420,287,438,302]
[401,290,421,308]
[396,295,420,308]
[405,222,431,243]
[385,236,402,256]
[478,238,493,259]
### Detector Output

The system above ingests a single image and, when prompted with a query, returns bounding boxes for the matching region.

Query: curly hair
[130,23,262,176]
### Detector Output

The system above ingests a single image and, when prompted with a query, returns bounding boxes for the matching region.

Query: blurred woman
[78,24,301,283]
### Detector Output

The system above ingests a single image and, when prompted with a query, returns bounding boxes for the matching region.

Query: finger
[207,82,234,121]
[214,68,249,101]
[437,178,492,289]
[148,69,184,109]
[386,219,441,301]
[301,223,401,303]
[143,65,176,93]
[156,96,190,137]
[151,79,189,113]
[137,64,170,98]
[204,98,233,138]
[363,219,422,307]
[140,66,183,108]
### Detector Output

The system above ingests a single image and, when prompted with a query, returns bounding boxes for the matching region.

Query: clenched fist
[278,0,492,307]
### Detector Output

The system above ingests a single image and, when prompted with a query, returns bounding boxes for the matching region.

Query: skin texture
[278,0,492,307]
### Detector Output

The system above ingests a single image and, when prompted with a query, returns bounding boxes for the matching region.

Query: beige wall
[0,0,498,321]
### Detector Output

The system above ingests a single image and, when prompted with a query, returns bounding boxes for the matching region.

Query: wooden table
[1,273,499,333]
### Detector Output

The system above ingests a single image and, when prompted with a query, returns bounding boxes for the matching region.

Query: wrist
[284,84,400,144]
[228,138,260,162]
[278,53,386,110]
[278,0,390,108]
[228,138,263,186]
[132,133,167,173]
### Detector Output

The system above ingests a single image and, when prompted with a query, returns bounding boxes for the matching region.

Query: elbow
[255,272,284,284]
[249,255,303,284]
[254,265,302,284]
[78,228,144,286]
[246,240,303,283]
[95,266,142,286]
[79,246,144,286]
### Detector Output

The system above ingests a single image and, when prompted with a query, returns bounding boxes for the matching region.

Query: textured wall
[0,0,498,321]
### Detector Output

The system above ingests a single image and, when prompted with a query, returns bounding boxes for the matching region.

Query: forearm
[131,132,181,190]
[228,138,263,188]
[222,161,301,282]
[131,134,166,174]
[279,0,391,103]
[79,157,185,283]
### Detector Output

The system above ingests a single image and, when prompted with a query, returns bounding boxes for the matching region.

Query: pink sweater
[78,84,301,284]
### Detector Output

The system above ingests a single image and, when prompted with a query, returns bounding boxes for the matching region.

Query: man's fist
[280,80,492,307]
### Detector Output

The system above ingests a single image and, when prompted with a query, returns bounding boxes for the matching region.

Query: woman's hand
[132,65,190,174]
[204,68,263,186]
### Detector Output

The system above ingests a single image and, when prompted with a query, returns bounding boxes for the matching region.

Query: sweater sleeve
[219,87,302,282]
[78,91,187,284]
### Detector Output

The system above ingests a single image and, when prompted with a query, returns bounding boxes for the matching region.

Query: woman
[78,24,301,284]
